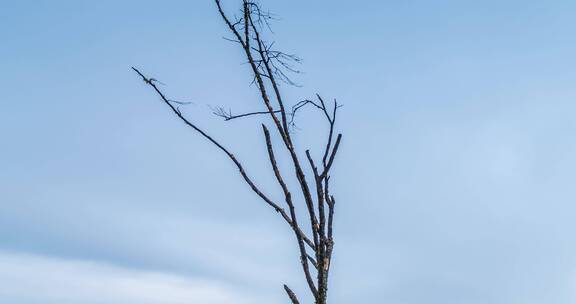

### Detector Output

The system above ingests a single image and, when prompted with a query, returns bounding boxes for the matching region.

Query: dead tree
[132,1,341,303]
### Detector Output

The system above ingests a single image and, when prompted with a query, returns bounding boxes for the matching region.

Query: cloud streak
[0,251,269,304]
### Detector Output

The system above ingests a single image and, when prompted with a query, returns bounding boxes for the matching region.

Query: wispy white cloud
[0,251,271,304]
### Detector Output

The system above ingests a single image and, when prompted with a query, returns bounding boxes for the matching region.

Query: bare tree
[132,1,342,303]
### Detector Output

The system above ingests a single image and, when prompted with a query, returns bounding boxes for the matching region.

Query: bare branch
[168,99,193,105]
[213,107,281,121]
[263,124,317,294]
[306,150,326,245]
[262,124,315,249]
[327,195,335,240]
[307,253,319,269]
[284,285,300,304]
[132,67,297,231]
[321,133,342,178]
[211,100,315,126]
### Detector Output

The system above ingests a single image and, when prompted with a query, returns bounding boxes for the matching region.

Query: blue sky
[2,0,576,303]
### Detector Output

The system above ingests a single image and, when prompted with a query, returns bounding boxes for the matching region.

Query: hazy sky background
[2,0,576,303]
